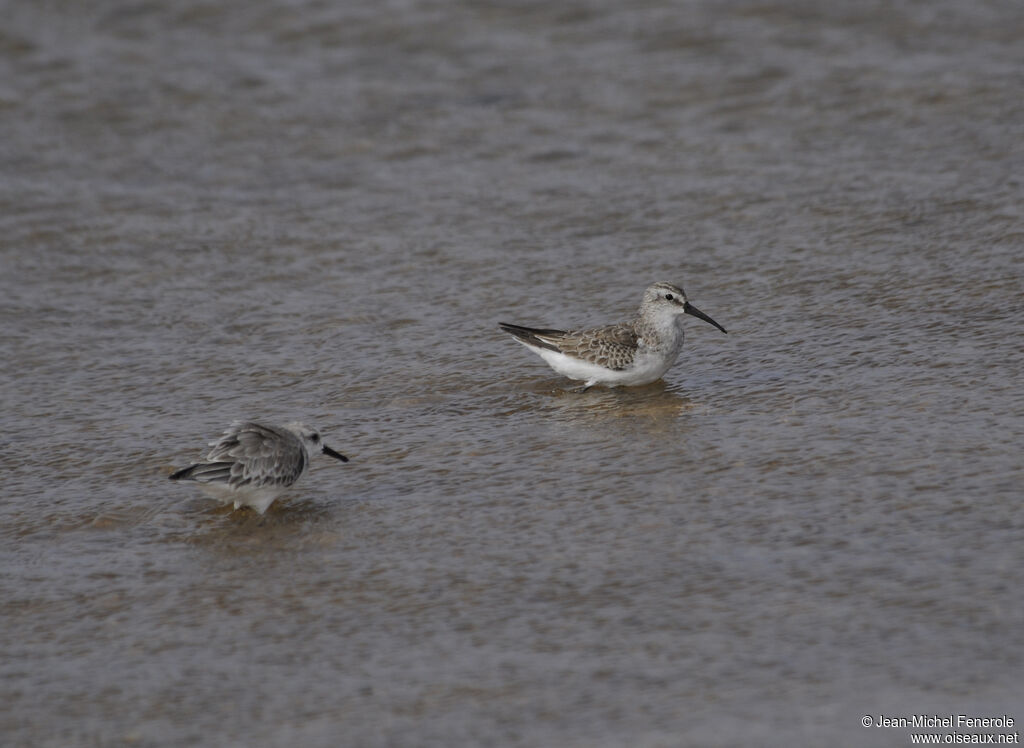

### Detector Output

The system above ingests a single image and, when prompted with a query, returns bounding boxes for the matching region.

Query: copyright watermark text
[861,714,1019,744]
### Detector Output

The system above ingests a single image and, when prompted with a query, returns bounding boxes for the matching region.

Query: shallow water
[2,1,1022,746]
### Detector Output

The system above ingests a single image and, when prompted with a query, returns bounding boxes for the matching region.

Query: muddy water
[2,1,1022,746]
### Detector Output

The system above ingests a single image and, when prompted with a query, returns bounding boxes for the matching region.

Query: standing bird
[169,421,348,514]
[499,281,727,391]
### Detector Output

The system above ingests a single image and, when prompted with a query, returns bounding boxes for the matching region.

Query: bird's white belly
[536,348,676,387]
[198,483,284,514]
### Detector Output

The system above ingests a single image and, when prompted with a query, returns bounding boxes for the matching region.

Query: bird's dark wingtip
[498,322,566,350]
[168,465,196,481]
[499,322,532,340]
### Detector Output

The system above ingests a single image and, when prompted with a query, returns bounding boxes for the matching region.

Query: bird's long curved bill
[322,445,349,462]
[684,302,728,334]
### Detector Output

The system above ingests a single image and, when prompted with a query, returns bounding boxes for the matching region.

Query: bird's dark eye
[312,434,320,443]
[664,293,674,301]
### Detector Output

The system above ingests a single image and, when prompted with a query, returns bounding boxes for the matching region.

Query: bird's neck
[635,313,685,353]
